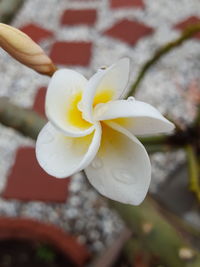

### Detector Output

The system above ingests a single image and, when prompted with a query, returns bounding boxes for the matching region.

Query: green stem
[138,135,170,145]
[185,145,200,201]
[145,144,171,154]
[194,105,200,127]
[138,135,180,153]
[0,0,24,23]
[109,197,200,267]
[128,23,200,96]
[0,97,46,140]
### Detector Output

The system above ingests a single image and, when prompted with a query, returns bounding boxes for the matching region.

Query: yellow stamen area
[61,131,94,157]
[67,91,92,129]
[72,132,94,156]
[67,89,114,129]
[99,122,122,156]
[108,118,129,127]
[93,89,114,107]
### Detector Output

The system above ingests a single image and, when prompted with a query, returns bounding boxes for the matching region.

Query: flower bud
[0,23,56,76]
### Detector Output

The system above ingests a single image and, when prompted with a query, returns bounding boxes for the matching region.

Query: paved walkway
[0,0,200,251]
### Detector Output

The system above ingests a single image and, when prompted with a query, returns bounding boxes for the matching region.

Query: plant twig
[138,134,170,145]
[139,135,180,153]
[145,144,171,154]
[109,197,200,267]
[0,97,46,140]
[128,23,200,96]
[0,0,24,24]
[185,145,200,201]
[194,105,200,127]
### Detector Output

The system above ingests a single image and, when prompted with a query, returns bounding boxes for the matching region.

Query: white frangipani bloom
[36,58,174,205]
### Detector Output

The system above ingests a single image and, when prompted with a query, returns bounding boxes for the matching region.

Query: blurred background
[0,0,200,266]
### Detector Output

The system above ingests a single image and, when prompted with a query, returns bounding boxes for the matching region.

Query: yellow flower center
[67,91,91,129]
[93,89,114,107]
[66,89,114,129]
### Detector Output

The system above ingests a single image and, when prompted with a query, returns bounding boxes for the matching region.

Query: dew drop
[127,96,135,102]
[91,158,103,169]
[112,169,135,184]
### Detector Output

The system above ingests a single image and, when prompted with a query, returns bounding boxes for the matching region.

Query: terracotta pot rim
[0,217,89,266]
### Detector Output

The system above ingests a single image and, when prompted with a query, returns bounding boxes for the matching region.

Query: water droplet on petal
[91,158,103,169]
[112,169,135,185]
[127,96,135,102]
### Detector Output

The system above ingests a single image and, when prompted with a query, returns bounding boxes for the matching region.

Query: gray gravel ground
[0,0,200,251]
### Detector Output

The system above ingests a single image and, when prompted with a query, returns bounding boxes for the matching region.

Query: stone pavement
[0,0,200,251]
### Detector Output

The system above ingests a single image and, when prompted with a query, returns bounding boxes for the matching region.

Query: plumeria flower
[36,58,174,205]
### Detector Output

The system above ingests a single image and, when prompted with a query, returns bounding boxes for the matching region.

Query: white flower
[36,58,174,205]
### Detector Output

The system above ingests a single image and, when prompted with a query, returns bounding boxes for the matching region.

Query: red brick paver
[174,16,200,39]
[61,9,97,26]
[20,23,53,43]
[104,19,153,45]
[33,87,47,117]
[50,41,92,66]
[110,0,144,8]
[2,147,70,202]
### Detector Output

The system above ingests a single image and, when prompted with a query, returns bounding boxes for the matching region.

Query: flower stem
[145,144,171,154]
[0,97,46,140]
[128,23,200,96]
[185,145,200,201]
[194,105,200,127]
[138,135,170,145]
[109,197,200,267]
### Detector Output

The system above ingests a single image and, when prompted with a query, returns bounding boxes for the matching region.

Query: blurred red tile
[110,0,144,8]
[174,16,200,39]
[33,87,47,117]
[2,147,70,203]
[50,41,92,66]
[104,19,153,45]
[61,9,97,25]
[20,23,53,43]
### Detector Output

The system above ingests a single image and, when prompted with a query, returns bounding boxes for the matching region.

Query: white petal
[81,58,130,122]
[36,122,101,178]
[85,122,151,205]
[94,99,174,135]
[46,69,93,137]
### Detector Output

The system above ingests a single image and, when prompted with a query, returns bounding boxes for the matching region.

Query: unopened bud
[0,23,56,76]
